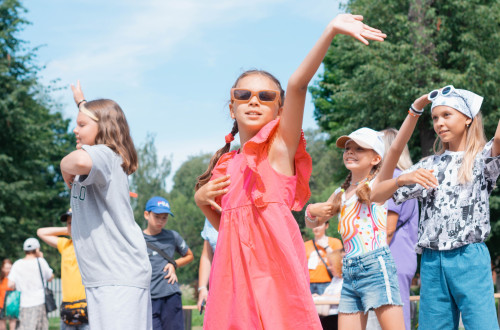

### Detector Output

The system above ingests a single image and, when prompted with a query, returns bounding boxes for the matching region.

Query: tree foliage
[310,0,500,268]
[0,0,74,271]
[129,133,171,225]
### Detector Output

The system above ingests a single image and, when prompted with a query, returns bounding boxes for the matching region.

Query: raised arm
[60,150,93,187]
[371,95,437,203]
[278,14,386,151]
[492,119,500,157]
[37,227,69,249]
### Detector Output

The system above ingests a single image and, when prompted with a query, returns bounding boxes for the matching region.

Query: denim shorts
[338,246,402,314]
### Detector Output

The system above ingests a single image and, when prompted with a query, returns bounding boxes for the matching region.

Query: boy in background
[143,197,194,330]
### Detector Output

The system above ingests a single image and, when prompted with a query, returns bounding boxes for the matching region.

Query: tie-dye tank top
[335,182,388,258]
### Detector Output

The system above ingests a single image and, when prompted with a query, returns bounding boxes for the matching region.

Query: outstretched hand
[399,169,438,190]
[194,174,230,213]
[70,80,86,106]
[309,202,336,219]
[330,14,386,45]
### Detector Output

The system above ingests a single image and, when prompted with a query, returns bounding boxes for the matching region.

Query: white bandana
[431,89,483,119]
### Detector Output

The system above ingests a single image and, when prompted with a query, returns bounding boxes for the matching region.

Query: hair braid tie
[225,133,234,144]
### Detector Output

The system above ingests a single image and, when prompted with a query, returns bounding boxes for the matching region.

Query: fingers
[209,200,222,213]
[411,169,438,189]
[352,14,364,21]
[355,34,370,45]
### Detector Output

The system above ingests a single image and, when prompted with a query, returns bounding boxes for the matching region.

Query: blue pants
[152,293,184,330]
[419,243,499,330]
[310,282,330,295]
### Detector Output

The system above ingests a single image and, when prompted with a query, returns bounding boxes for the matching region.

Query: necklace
[350,177,368,186]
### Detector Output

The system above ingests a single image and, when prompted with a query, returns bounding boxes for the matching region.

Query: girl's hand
[197,287,208,313]
[70,80,86,106]
[194,175,230,213]
[62,170,75,189]
[413,94,431,111]
[330,14,386,45]
[163,263,178,284]
[399,169,438,189]
[310,202,336,218]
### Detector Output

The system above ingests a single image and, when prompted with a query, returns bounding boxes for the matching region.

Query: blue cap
[145,196,174,216]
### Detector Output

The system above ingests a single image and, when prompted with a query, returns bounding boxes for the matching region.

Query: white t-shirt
[8,258,53,308]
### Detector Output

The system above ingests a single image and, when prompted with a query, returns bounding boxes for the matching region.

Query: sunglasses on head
[231,88,281,104]
[428,85,455,101]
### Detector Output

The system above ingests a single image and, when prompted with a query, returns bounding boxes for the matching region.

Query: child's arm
[60,150,93,187]
[197,240,213,312]
[306,191,337,228]
[71,80,86,107]
[194,174,230,230]
[492,119,500,157]
[371,95,438,202]
[272,14,386,170]
[37,227,69,249]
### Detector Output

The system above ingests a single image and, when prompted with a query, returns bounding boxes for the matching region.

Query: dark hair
[0,258,12,280]
[83,99,138,175]
[195,70,285,190]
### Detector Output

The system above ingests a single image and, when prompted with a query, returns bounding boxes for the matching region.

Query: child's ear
[466,118,472,126]
[371,154,382,166]
[143,211,150,221]
[277,106,283,118]
[229,103,235,120]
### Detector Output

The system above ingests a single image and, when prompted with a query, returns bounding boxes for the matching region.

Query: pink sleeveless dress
[204,119,321,329]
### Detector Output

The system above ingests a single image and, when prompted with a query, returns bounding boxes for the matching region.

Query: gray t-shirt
[70,144,151,289]
[394,139,500,253]
[144,229,189,299]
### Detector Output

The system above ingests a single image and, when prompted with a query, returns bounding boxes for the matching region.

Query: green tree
[129,133,171,226]
[0,0,74,272]
[310,0,500,270]
[298,129,344,241]
[167,154,211,284]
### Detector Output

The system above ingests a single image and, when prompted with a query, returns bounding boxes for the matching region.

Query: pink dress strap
[239,118,312,210]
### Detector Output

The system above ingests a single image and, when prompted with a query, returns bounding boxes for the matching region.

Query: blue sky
[21,0,342,189]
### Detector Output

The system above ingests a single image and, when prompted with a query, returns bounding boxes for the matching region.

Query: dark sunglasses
[428,85,455,101]
[231,88,281,104]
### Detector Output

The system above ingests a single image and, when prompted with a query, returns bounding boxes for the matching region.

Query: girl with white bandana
[372,86,500,330]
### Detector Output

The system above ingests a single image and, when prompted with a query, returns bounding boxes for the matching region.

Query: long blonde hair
[433,113,486,184]
[381,128,413,171]
[83,99,138,175]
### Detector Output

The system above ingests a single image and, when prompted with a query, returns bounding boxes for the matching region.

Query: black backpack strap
[312,240,334,280]
[36,258,48,288]
[146,242,177,269]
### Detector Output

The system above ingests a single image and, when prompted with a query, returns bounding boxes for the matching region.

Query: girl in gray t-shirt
[60,82,152,330]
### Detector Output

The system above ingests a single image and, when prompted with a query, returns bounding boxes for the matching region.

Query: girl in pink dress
[194,14,386,329]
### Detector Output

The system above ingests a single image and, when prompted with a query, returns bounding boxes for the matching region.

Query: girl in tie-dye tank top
[306,127,404,329]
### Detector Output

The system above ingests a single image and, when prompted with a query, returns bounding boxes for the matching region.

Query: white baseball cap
[336,127,385,159]
[23,238,40,251]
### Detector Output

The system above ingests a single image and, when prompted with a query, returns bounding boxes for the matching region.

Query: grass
[49,317,60,330]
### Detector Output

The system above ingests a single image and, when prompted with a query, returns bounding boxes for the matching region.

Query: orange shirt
[305,237,343,283]
[0,277,13,309]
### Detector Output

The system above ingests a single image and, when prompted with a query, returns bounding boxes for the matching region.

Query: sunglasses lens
[233,89,251,100]
[442,86,452,95]
[259,91,277,102]
[429,90,439,99]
